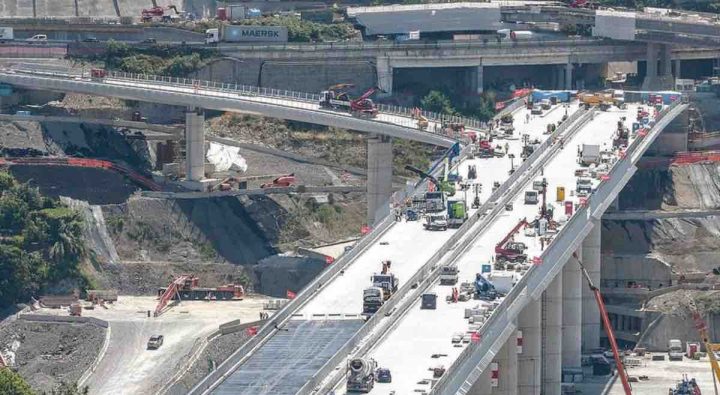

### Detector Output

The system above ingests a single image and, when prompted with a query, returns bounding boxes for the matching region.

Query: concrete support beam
[562,247,582,370]
[643,43,674,90]
[582,219,601,352]
[646,43,658,78]
[366,135,393,226]
[661,44,673,78]
[674,59,682,78]
[543,272,563,395]
[376,57,393,96]
[185,108,205,183]
[477,64,484,94]
[565,63,573,90]
[518,298,541,395]
[493,327,518,395]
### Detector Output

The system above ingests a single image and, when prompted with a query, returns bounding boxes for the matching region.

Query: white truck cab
[205,28,220,44]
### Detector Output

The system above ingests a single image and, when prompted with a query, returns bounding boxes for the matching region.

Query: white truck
[439,266,459,285]
[347,357,378,392]
[0,27,13,42]
[579,144,600,166]
[668,339,684,361]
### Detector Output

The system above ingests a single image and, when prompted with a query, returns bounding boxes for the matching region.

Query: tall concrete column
[185,107,205,182]
[468,363,494,395]
[493,328,518,395]
[646,43,658,79]
[543,272,563,395]
[661,44,672,78]
[376,57,393,96]
[555,66,564,90]
[518,299,541,395]
[477,64,484,94]
[366,135,393,226]
[562,247,582,370]
[674,59,682,79]
[582,219,601,352]
[565,63,573,90]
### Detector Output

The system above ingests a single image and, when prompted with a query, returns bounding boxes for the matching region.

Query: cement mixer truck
[347,357,378,392]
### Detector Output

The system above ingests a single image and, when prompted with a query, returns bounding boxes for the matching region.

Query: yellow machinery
[578,91,614,110]
[688,299,720,386]
[412,107,429,130]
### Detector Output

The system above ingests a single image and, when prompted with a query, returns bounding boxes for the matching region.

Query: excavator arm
[688,300,720,385]
[405,165,442,191]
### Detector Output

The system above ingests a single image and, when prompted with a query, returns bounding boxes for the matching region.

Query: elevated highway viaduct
[213,39,720,95]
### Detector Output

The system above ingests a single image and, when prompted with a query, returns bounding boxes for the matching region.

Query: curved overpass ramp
[0,69,476,148]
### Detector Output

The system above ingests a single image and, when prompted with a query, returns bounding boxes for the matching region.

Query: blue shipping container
[531,90,571,103]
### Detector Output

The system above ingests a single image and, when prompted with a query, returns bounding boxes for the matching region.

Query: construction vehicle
[90,68,107,80]
[147,335,164,350]
[210,176,247,192]
[614,120,630,148]
[474,273,498,300]
[424,213,449,231]
[142,4,183,22]
[440,266,459,285]
[579,144,600,166]
[405,165,456,197]
[412,107,429,130]
[576,177,593,196]
[447,199,468,227]
[319,86,381,118]
[669,376,702,395]
[579,92,613,110]
[260,173,295,188]
[371,271,399,301]
[495,219,529,264]
[686,297,720,386]
[156,275,244,316]
[347,357,378,393]
[421,292,438,309]
[477,140,495,158]
[569,0,599,9]
[575,252,633,395]
[668,339,684,361]
[131,111,147,122]
[362,287,384,316]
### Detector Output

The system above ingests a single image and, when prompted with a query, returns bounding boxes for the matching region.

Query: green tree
[0,368,34,395]
[421,90,455,115]
[49,381,89,395]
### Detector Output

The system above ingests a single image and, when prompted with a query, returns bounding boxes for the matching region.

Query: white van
[27,34,47,43]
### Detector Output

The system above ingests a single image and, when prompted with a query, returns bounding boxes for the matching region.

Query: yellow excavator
[412,107,429,130]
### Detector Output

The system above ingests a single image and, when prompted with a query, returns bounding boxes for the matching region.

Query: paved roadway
[331,104,641,394]
[208,101,578,394]
[298,102,578,318]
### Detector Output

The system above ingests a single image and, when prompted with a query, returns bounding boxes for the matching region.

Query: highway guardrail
[299,107,592,394]
[432,100,686,395]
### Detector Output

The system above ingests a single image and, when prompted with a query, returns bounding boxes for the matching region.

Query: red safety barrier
[4,156,161,191]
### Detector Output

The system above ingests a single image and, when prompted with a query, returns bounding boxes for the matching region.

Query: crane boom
[574,252,633,395]
[689,301,720,385]
[404,165,442,191]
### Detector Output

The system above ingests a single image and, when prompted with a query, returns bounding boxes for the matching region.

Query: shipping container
[227,5,245,21]
[222,24,288,42]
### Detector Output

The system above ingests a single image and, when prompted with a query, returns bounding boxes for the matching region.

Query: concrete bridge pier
[366,134,393,225]
[562,248,583,372]
[185,107,206,188]
[581,219,601,352]
[376,57,393,97]
[642,43,675,90]
[565,63,573,90]
[518,298,541,395]
[492,327,518,395]
[542,272,563,395]
[477,64,484,94]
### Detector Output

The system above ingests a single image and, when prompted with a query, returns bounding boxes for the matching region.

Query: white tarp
[206,142,248,173]
[593,10,636,41]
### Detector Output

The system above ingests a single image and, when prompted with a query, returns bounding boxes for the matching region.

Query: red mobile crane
[155,274,244,316]
[495,218,529,264]
[319,86,381,118]
[574,252,633,395]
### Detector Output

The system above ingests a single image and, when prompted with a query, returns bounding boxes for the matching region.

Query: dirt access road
[72,295,270,395]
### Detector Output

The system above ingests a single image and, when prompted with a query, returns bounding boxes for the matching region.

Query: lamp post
[509,153,516,174]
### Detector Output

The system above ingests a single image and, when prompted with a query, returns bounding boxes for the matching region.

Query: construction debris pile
[0,320,105,393]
